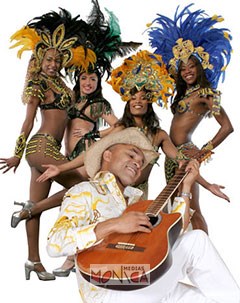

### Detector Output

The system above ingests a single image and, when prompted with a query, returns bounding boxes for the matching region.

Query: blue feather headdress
[147,3,232,88]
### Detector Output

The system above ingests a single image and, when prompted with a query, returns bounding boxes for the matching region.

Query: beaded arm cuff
[176,149,190,161]
[201,140,214,151]
[198,88,221,117]
[14,132,26,158]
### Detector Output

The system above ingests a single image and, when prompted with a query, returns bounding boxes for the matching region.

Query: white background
[0,0,239,302]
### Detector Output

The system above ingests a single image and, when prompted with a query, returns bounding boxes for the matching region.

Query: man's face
[104,144,144,190]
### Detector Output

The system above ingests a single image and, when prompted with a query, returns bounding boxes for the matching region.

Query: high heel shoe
[11,200,34,228]
[52,264,75,277]
[25,260,55,281]
[53,256,75,277]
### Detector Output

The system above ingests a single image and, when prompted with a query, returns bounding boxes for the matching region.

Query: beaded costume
[24,74,73,160]
[67,97,112,160]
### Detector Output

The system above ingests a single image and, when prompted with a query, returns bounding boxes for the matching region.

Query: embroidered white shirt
[47,171,186,303]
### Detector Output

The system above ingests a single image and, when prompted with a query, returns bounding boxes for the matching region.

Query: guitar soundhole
[148,214,162,227]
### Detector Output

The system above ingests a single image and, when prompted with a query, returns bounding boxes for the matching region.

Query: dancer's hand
[0,156,21,173]
[36,164,60,182]
[208,183,230,202]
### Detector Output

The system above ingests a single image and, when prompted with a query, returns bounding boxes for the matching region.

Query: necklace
[137,126,148,135]
[39,73,73,105]
[184,84,200,98]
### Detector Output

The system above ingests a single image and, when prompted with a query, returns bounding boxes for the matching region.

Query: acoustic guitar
[77,149,212,290]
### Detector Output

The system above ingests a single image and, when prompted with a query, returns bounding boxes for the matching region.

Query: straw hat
[84,127,159,178]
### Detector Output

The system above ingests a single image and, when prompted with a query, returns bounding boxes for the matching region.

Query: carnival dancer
[147,3,233,233]
[0,8,96,280]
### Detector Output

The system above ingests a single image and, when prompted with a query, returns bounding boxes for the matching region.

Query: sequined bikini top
[23,73,73,110]
[174,85,221,117]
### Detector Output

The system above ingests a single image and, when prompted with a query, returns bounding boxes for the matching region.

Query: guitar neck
[146,162,188,216]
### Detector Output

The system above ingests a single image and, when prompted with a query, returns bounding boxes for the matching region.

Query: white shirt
[47,171,186,303]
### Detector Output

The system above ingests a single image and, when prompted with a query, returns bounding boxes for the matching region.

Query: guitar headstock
[183,148,213,164]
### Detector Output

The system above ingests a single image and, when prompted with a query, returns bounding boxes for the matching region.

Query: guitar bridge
[107,242,145,252]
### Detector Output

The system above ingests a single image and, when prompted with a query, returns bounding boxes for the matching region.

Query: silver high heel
[52,264,75,277]
[25,260,56,281]
[11,200,34,228]
[53,256,75,277]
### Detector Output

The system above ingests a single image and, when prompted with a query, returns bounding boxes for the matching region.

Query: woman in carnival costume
[0,8,96,280]
[1,1,141,279]
[64,0,141,164]
[147,3,233,233]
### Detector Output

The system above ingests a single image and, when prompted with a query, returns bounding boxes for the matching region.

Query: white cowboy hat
[84,127,159,178]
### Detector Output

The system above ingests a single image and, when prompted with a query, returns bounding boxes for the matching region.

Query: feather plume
[10,26,41,58]
[82,0,142,78]
[147,3,232,88]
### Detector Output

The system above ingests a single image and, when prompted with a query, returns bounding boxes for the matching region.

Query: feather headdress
[147,3,232,88]
[10,8,96,71]
[10,1,141,79]
[71,0,142,79]
[108,50,174,108]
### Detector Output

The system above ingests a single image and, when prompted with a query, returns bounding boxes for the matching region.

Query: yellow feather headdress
[108,50,174,108]
[10,23,96,71]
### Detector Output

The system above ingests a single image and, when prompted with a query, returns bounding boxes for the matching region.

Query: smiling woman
[1,0,240,303]
[0,9,94,281]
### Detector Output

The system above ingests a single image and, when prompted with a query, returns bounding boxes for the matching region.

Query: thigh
[26,134,83,189]
[53,167,86,189]
[29,166,52,202]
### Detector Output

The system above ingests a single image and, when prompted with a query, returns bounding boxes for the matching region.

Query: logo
[89,264,150,287]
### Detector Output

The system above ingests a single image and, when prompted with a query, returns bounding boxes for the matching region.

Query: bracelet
[180,192,192,200]
[14,132,26,159]
[201,140,214,151]
[83,130,100,140]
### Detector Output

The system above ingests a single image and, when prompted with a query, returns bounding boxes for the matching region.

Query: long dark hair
[116,87,160,135]
[73,69,103,101]
[172,55,211,113]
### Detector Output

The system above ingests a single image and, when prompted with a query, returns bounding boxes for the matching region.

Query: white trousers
[99,230,240,303]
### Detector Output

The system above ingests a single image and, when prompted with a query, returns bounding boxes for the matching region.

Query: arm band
[14,132,26,159]
[201,140,214,151]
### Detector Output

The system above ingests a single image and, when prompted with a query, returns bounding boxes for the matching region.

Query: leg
[165,151,208,234]
[166,282,216,302]
[22,135,87,276]
[30,189,66,215]
[28,167,88,216]
[82,231,240,303]
[25,166,55,278]
[171,230,240,302]
[190,182,208,233]
[23,136,87,216]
